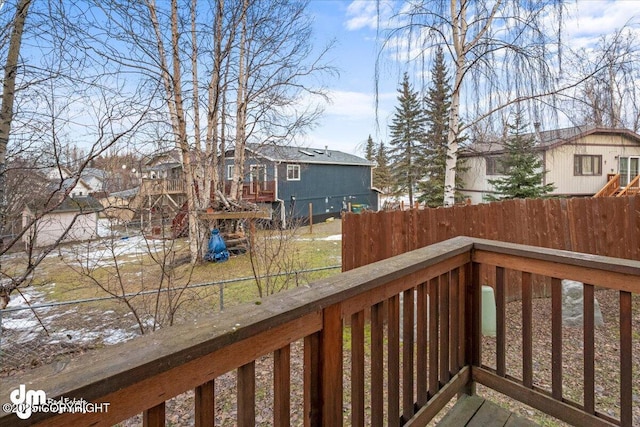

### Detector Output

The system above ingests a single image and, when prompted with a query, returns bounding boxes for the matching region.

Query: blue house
[224,144,378,226]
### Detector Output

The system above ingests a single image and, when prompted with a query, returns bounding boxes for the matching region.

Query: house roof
[461,125,640,157]
[81,168,108,181]
[26,195,103,214]
[244,143,373,166]
[110,187,139,199]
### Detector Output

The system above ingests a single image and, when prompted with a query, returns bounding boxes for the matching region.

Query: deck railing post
[462,261,481,396]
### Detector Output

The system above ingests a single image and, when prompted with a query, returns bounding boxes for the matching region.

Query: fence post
[309,203,313,234]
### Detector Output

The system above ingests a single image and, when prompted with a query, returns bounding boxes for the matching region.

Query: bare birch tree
[0,0,153,306]
[91,0,333,262]
[382,1,569,205]
[567,28,640,131]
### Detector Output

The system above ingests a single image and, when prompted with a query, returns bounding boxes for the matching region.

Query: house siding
[22,210,99,247]
[546,134,640,195]
[459,130,640,203]
[277,163,377,220]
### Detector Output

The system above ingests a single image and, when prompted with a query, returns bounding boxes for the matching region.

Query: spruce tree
[419,47,451,207]
[388,72,427,206]
[373,141,393,195]
[365,134,375,162]
[486,111,555,200]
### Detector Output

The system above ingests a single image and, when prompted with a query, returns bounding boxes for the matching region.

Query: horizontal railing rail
[1,237,637,427]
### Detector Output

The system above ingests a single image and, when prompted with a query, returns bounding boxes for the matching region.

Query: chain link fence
[0,266,339,375]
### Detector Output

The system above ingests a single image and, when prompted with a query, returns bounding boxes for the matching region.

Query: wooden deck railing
[1,237,637,427]
[140,178,185,195]
[617,174,640,197]
[594,174,620,197]
[224,181,277,202]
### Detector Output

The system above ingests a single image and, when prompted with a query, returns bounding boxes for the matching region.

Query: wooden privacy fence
[342,196,640,298]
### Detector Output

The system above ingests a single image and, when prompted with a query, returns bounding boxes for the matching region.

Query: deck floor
[436,394,539,427]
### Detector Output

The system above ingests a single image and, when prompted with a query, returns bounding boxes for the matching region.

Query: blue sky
[303,0,640,156]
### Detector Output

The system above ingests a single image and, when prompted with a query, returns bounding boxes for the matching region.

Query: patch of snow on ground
[323,234,341,241]
[102,329,139,345]
[55,234,168,268]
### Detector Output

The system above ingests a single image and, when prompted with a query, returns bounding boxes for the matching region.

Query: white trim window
[287,164,300,181]
[227,164,234,180]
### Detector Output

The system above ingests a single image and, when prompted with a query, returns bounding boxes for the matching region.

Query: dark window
[486,156,507,175]
[574,155,602,176]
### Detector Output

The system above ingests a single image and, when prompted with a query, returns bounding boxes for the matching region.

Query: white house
[80,168,109,193]
[458,126,640,203]
[22,196,102,248]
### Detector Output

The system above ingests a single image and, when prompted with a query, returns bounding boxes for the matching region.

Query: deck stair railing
[593,174,620,197]
[617,174,640,197]
[0,237,637,427]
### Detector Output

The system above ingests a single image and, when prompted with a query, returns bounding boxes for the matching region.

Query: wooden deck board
[437,395,539,427]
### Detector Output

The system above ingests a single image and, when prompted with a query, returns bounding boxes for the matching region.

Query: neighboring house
[22,196,103,248]
[45,165,73,181]
[80,168,109,193]
[43,166,93,198]
[101,187,139,224]
[458,126,640,203]
[144,149,183,180]
[57,177,93,198]
[224,144,378,224]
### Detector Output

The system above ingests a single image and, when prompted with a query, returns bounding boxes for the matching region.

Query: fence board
[343,198,640,292]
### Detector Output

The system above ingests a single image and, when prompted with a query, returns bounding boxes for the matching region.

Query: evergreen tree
[388,72,427,206]
[486,111,555,200]
[365,134,375,162]
[373,141,393,195]
[419,47,451,207]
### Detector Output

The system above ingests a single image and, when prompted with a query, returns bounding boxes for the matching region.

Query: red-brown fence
[342,196,640,298]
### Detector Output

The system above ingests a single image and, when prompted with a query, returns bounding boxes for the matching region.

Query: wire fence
[0,265,340,375]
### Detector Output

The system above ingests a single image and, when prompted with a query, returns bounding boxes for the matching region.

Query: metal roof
[244,143,373,166]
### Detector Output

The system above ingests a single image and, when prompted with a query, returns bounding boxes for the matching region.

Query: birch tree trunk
[147,0,201,263]
[229,0,248,202]
[0,0,31,254]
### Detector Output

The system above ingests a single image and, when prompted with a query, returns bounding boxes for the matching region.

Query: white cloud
[563,1,640,49]
[345,0,395,31]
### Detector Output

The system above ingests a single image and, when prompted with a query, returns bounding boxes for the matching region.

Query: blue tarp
[204,229,230,262]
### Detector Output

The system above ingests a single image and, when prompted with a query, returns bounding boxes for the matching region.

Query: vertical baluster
[304,332,321,427]
[583,283,595,414]
[496,267,506,377]
[322,304,343,426]
[402,288,415,421]
[551,277,563,400]
[388,294,400,426]
[458,265,467,370]
[468,263,481,368]
[274,345,291,427]
[439,273,450,384]
[371,302,384,427]
[237,361,255,427]
[428,277,439,397]
[522,272,533,388]
[143,402,165,427]
[620,291,632,426]
[195,380,215,427]
[351,310,365,427]
[416,282,428,406]
[450,268,459,376]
